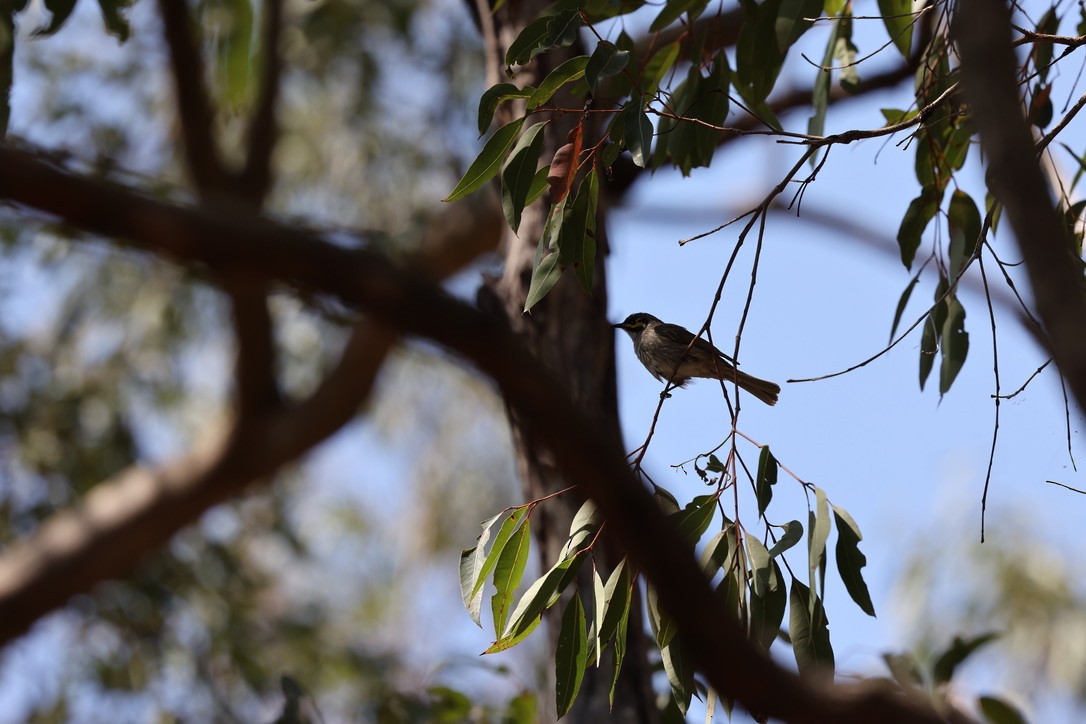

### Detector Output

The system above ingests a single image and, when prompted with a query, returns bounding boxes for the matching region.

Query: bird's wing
[655,322,737,363]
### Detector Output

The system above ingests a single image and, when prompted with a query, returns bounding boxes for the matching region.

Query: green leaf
[833,10,860,92]
[641,41,680,99]
[736,0,786,106]
[883,652,923,690]
[501,122,548,233]
[571,168,599,292]
[776,0,823,51]
[699,526,734,575]
[756,446,778,516]
[446,117,525,202]
[1032,9,1060,84]
[526,164,550,206]
[947,189,981,279]
[586,42,630,94]
[219,0,255,110]
[789,579,834,676]
[808,14,840,141]
[889,273,920,343]
[97,0,132,41]
[491,519,532,634]
[877,0,914,59]
[590,567,606,667]
[661,638,694,715]
[561,499,601,559]
[525,248,562,312]
[505,16,552,68]
[675,494,717,543]
[597,560,632,653]
[499,551,587,644]
[34,0,77,36]
[647,585,678,650]
[608,578,631,708]
[659,55,730,175]
[768,519,803,558]
[939,294,968,395]
[808,487,830,575]
[528,56,590,110]
[750,559,786,650]
[460,511,506,626]
[650,0,709,33]
[472,507,529,601]
[978,696,1028,724]
[896,185,941,269]
[477,82,532,136]
[832,506,875,616]
[932,633,998,685]
[747,536,772,597]
[624,100,653,168]
[484,614,540,654]
[555,593,588,718]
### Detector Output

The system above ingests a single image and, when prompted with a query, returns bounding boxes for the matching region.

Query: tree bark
[475,3,659,721]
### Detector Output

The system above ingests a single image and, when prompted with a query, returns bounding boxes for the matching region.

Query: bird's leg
[659,389,672,400]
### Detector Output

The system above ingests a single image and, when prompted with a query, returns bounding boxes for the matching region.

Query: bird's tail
[730,368,781,406]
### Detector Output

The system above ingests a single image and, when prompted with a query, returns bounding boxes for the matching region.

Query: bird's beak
[610,322,624,330]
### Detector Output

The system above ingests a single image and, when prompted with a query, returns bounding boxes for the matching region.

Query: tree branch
[240,0,285,202]
[0,143,945,722]
[155,0,224,190]
[956,1,1086,410]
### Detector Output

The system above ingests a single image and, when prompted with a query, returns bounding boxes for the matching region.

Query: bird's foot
[659,390,672,400]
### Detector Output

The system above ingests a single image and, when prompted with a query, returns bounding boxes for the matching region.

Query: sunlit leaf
[808,487,830,575]
[491,519,532,634]
[460,512,507,626]
[472,507,529,601]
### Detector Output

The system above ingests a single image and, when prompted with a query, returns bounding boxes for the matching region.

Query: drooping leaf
[586,41,630,94]
[889,273,921,343]
[569,168,599,292]
[526,164,551,206]
[550,122,584,204]
[808,487,830,576]
[527,56,590,110]
[699,526,735,575]
[477,82,532,136]
[624,101,653,168]
[674,494,717,543]
[776,0,823,51]
[491,519,532,634]
[498,551,587,645]
[832,10,860,92]
[561,498,601,559]
[832,506,875,616]
[808,13,840,142]
[472,507,529,601]
[789,579,834,676]
[897,184,941,269]
[525,246,563,312]
[555,593,588,718]
[661,638,694,715]
[947,189,981,279]
[460,511,507,626]
[590,567,605,667]
[877,0,914,58]
[608,567,632,707]
[501,122,548,233]
[756,446,778,517]
[750,559,786,650]
[932,633,999,685]
[505,10,583,69]
[659,55,730,175]
[736,0,786,107]
[641,41,680,99]
[768,519,803,558]
[939,294,968,395]
[1031,9,1060,83]
[650,0,710,33]
[445,117,525,202]
[747,535,772,597]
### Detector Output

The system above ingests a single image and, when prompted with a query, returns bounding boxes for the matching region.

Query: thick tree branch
[0,144,944,722]
[956,1,1086,410]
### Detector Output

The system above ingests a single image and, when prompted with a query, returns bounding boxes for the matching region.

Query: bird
[612,312,780,406]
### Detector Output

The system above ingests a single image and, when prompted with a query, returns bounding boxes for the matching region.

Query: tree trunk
[475,2,660,722]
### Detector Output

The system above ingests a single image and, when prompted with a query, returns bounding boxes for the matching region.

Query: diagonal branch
[0,143,945,722]
[955,1,1086,410]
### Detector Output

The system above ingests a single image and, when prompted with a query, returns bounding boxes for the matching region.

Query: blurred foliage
[0,0,525,721]
[893,512,1086,720]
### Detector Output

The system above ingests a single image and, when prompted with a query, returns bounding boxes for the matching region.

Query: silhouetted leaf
[878,0,914,58]
[933,633,998,685]
[789,579,834,676]
[832,505,875,616]
[756,446,778,516]
[555,593,587,718]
